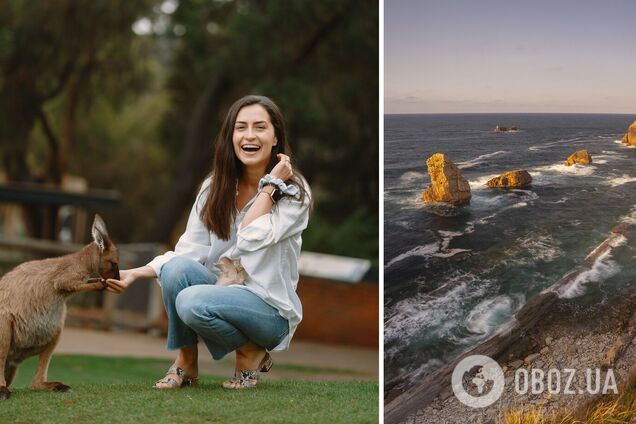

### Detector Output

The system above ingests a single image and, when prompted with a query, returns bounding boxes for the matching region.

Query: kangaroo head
[91,214,120,280]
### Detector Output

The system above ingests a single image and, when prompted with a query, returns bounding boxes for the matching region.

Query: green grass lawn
[1,355,378,424]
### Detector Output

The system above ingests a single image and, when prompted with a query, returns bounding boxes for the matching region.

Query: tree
[0,0,379,273]
[0,0,152,237]
[146,0,379,268]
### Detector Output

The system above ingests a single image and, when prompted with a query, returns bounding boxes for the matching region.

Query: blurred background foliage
[0,0,378,277]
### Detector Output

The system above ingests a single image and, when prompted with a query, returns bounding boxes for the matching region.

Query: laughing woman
[105,95,311,389]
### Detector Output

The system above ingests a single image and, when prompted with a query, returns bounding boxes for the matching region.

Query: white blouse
[146,176,310,351]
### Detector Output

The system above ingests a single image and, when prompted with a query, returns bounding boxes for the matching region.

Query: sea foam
[399,171,425,182]
[384,273,492,349]
[519,234,563,263]
[620,206,636,225]
[606,174,636,187]
[535,163,597,176]
[528,137,582,152]
[457,151,509,170]
[468,174,500,189]
[384,230,471,269]
[614,139,635,148]
[464,295,519,335]
[558,238,625,299]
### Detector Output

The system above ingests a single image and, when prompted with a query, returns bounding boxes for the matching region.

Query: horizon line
[385,111,636,116]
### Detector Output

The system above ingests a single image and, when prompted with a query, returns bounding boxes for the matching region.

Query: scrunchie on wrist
[258,174,299,197]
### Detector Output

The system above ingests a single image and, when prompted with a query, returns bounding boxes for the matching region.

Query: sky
[385,0,636,114]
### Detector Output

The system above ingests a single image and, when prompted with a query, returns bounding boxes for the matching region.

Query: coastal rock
[564,150,592,166]
[622,120,636,146]
[422,153,471,206]
[524,353,540,364]
[509,359,524,369]
[493,125,518,132]
[486,170,532,188]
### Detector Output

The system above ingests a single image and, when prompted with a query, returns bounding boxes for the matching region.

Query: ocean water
[384,113,636,391]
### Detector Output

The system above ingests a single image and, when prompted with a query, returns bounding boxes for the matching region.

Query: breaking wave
[464,295,521,335]
[558,236,626,299]
[534,163,597,176]
[606,174,636,187]
[384,273,493,348]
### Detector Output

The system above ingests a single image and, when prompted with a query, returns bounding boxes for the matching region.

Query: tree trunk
[0,71,68,238]
[61,73,80,175]
[0,82,39,183]
[144,77,232,243]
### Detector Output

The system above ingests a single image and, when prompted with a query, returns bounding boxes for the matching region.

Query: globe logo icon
[451,355,505,408]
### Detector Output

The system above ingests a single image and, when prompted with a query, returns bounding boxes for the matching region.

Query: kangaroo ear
[91,214,109,252]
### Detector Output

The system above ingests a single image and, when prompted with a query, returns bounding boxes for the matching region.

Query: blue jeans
[159,256,289,360]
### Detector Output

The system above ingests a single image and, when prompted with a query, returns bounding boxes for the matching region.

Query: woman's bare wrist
[135,266,157,280]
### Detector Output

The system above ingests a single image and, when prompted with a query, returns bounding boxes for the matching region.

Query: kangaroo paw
[0,386,11,399]
[33,381,72,392]
[52,383,71,392]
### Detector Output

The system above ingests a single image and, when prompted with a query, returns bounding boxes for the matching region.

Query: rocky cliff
[486,170,532,188]
[421,153,471,206]
[565,150,592,166]
[622,121,636,146]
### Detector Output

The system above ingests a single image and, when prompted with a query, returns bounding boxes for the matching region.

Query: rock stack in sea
[493,125,518,132]
[486,170,532,188]
[564,150,592,166]
[622,121,636,146]
[422,153,471,206]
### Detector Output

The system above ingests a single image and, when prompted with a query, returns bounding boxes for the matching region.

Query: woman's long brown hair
[201,95,309,240]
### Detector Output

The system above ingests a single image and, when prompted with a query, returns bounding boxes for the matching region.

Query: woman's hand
[239,154,293,230]
[269,154,294,181]
[104,265,156,294]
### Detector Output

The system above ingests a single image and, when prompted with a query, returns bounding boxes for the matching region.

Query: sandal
[153,366,198,389]
[222,370,260,389]
[222,352,273,390]
[259,352,273,373]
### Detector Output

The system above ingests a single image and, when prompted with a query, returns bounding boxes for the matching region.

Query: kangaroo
[0,214,119,399]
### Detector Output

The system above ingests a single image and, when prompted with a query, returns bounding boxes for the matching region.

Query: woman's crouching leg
[175,285,288,360]
[159,256,217,350]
